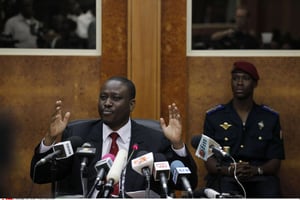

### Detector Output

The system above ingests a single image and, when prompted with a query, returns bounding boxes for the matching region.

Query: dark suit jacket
[30,119,198,196]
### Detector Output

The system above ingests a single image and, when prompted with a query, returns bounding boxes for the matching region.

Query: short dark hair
[107,76,136,99]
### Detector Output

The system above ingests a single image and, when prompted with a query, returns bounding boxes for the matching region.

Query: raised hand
[44,100,70,146]
[160,103,184,149]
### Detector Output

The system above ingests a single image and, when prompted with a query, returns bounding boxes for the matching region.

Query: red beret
[231,61,260,80]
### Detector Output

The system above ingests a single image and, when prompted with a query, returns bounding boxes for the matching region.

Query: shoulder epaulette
[261,104,279,115]
[206,104,225,115]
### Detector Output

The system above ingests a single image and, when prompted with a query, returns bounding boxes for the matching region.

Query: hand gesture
[44,100,70,146]
[160,103,184,149]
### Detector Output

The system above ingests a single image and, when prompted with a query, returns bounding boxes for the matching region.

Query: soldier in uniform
[202,61,285,198]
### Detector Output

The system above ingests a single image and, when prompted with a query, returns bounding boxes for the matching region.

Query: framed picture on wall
[0,0,101,56]
[186,0,300,56]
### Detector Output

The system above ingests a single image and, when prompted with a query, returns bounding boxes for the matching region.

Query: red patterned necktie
[109,132,119,156]
[109,132,119,196]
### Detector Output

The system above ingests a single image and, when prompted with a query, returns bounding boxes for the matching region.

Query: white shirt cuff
[171,144,187,157]
[39,138,55,153]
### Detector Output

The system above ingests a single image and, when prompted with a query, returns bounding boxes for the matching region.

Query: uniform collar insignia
[220,122,232,130]
[258,121,264,130]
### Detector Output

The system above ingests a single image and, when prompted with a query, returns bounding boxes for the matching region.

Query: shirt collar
[102,118,131,143]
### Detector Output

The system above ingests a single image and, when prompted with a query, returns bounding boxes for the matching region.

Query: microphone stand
[144,170,151,198]
[50,158,58,198]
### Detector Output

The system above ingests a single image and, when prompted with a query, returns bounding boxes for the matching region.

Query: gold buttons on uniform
[224,137,229,141]
[240,144,244,148]
[258,136,262,140]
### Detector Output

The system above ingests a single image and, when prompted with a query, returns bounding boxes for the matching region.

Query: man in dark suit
[30,76,198,197]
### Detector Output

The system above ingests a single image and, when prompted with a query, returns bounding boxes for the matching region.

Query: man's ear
[130,99,136,111]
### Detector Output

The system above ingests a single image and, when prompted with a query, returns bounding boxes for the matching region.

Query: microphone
[95,154,115,181]
[36,136,84,167]
[120,143,139,198]
[193,187,220,198]
[86,153,115,198]
[153,153,170,198]
[131,150,154,198]
[191,134,228,161]
[100,149,128,198]
[76,142,96,172]
[127,143,139,162]
[170,160,193,197]
[131,151,154,179]
[194,187,241,198]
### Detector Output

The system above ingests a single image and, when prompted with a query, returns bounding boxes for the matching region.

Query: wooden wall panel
[101,0,128,81]
[161,0,188,138]
[128,0,161,119]
[0,56,101,197]
[187,56,300,197]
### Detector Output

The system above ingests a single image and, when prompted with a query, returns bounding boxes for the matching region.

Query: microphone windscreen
[68,136,84,151]
[132,143,139,151]
[170,160,185,172]
[135,150,148,158]
[102,153,115,161]
[191,135,201,149]
[154,153,167,162]
[106,149,128,183]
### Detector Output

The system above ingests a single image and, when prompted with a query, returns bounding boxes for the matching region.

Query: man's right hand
[44,100,71,146]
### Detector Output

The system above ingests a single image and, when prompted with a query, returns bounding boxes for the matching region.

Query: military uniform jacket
[203,101,285,165]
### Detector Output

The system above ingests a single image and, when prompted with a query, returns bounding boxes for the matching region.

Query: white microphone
[99,149,128,198]
[36,136,83,166]
[131,151,154,178]
[86,153,115,198]
[194,187,240,198]
[191,134,228,161]
[76,142,96,172]
[204,188,221,198]
[153,153,170,198]
[170,160,193,197]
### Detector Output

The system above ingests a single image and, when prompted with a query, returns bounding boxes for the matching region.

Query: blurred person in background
[2,0,43,48]
[210,7,259,49]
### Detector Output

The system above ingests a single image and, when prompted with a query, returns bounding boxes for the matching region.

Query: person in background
[202,61,285,198]
[2,0,42,48]
[210,7,259,49]
[87,2,96,49]
[30,76,198,197]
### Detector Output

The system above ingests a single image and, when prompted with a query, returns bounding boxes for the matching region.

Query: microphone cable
[229,155,246,198]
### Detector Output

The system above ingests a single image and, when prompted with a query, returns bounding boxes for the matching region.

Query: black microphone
[191,134,228,160]
[86,153,115,198]
[191,135,202,149]
[99,149,128,198]
[170,160,193,198]
[76,142,96,172]
[36,136,84,167]
[153,153,170,198]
